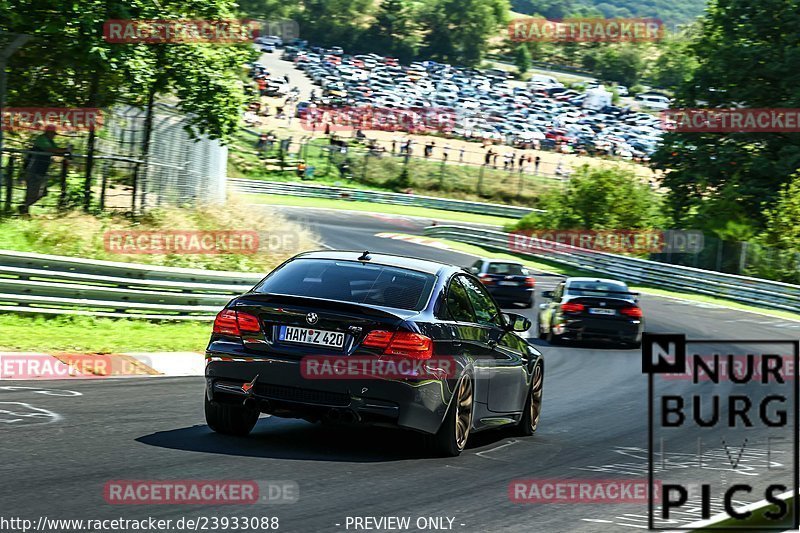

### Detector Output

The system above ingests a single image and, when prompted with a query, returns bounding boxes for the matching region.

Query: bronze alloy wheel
[530,363,543,432]
[454,377,474,450]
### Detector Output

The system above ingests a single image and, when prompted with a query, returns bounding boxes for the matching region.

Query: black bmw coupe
[204,250,544,456]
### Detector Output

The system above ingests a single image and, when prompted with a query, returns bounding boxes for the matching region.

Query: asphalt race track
[1,206,798,532]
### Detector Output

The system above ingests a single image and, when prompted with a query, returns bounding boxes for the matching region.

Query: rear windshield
[567,281,631,298]
[486,262,526,275]
[253,259,435,311]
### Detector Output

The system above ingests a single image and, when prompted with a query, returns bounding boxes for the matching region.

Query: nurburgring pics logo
[662,109,800,133]
[103,19,261,44]
[642,333,799,530]
[1,108,103,131]
[509,17,664,42]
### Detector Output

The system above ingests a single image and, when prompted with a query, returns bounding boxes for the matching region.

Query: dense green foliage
[511,165,665,231]
[1,0,253,140]
[510,0,706,26]
[652,0,800,229]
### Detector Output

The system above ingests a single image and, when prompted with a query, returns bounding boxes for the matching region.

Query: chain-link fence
[233,131,579,205]
[651,235,800,284]
[0,104,227,216]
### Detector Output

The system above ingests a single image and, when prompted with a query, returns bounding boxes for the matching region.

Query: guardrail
[423,225,800,314]
[0,250,264,320]
[230,178,539,219]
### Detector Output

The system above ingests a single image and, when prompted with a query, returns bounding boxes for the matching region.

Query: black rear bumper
[556,317,643,342]
[205,351,459,435]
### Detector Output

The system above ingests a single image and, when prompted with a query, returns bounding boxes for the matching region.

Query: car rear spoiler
[571,289,639,296]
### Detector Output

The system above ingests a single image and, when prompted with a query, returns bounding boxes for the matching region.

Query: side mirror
[469,266,479,274]
[503,313,532,333]
[542,290,554,299]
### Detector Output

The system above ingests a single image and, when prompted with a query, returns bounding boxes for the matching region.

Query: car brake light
[213,309,261,336]
[362,330,433,360]
[524,276,536,287]
[560,302,585,314]
[478,273,494,285]
[620,306,643,318]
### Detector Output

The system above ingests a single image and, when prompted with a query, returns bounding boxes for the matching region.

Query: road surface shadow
[137,417,517,462]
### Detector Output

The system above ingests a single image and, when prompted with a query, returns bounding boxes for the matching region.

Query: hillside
[510,0,707,26]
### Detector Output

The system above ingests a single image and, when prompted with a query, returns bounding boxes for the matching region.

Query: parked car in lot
[205,251,544,456]
[537,277,644,347]
[252,42,668,159]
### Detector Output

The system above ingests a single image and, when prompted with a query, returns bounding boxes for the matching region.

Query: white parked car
[635,94,671,110]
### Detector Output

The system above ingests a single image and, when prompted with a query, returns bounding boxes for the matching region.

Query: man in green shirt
[20,125,67,215]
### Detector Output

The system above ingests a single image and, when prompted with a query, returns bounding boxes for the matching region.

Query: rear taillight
[213,309,262,336]
[524,276,536,287]
[620,306,643,318]
[560,302,585,314]
[361,330,433,360]
[478,273,494,285]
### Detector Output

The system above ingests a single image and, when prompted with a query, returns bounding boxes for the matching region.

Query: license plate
[278,326,345,349]
[498,281,518,286]
[589,308,616,315]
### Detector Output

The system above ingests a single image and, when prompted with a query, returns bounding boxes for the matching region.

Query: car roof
[565,277,628,286]
[294,250,455,275]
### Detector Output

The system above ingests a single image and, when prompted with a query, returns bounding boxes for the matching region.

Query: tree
[592,45,645,86]
[513,44,532,76]
[512,165,665,230]
[359,0,419,61]
[652,0,800,229]
[419,0,510,67]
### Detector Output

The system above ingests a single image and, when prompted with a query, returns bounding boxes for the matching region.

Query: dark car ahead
[205,251,544,456]
[470,259,535,308]
[536,277,644,347]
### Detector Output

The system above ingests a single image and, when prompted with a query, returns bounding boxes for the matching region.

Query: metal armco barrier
[0,250,264,320]
[423,225,800,314]
[230,178,539,219]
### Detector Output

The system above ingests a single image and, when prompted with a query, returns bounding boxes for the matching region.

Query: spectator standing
[459,147,465,162]
[20,125,67,215]
[534,155,541,175]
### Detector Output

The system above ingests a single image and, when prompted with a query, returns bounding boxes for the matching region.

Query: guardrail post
[58,157,68,210]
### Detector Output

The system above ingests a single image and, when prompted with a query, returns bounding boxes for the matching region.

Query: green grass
[0,202,315,272]
[243,193,520,226]
[409,235,800,322]
[228,131,563,207]
[0,314,210,352]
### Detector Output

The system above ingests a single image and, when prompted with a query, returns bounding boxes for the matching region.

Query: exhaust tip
[243,398,258,410]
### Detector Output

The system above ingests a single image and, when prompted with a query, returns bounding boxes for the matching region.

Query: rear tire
[205,394,260,436]
[522,297,533,309]
[430,375,474,457]
[515,362,543,436]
